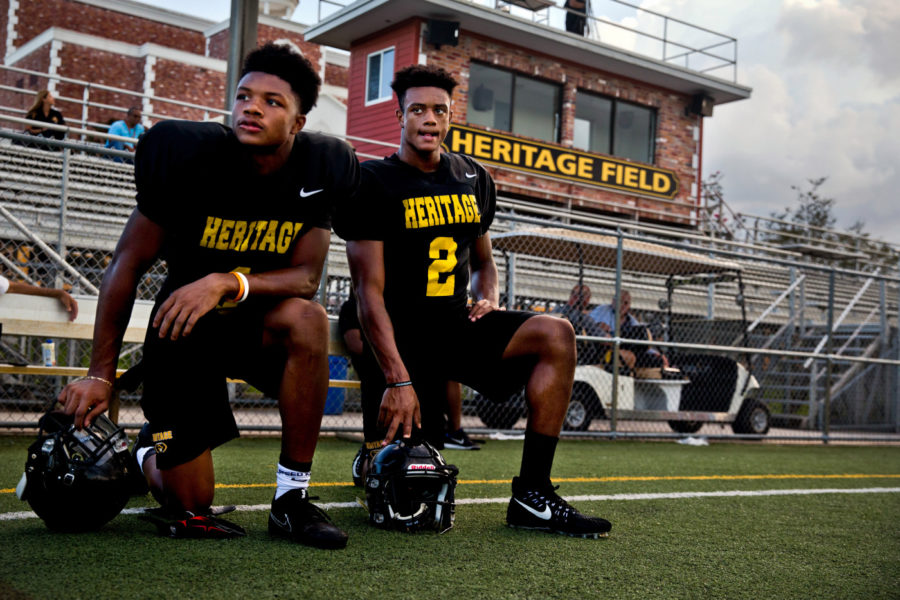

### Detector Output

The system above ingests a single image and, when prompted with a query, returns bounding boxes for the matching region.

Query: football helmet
[17,410,132,532]
[365,440,459,533]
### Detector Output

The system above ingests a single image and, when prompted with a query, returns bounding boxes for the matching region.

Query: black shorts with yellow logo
[392,308,535,440]
[140,300,287,470]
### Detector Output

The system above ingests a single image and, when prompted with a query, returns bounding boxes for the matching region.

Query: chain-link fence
[2,130,898,441]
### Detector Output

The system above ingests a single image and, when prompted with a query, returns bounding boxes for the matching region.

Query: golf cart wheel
[732,399,770,435]
[668,420,703,434]
[475,391,524,430]
[563,382,601,432]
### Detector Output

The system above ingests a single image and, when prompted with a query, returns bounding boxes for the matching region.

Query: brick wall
[12,0,204,54]
[325,62,348,89]
[151,58,225,121]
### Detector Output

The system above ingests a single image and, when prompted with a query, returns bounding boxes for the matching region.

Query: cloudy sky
[138,0,899,243]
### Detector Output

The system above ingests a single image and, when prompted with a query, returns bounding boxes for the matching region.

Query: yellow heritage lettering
[452,130,473,154]
[200,217,299,254]
[256,220,278,252]
[200,216,221,248]
[415,198,428,228]
[468,195,482,223]
[215,219,235,250]
[424,196,442,226]
[437,195,452,225]
[403,198,418,229]
[493,139,512,163]
[451,195,466,223]
[533,149,555,171]
[474,134,491,158]
[229,221,248,250]
[401,195,482,229]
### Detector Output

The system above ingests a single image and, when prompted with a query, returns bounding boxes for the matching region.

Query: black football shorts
[140,301,286,469]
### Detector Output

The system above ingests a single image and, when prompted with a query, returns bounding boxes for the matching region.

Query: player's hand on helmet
[379,385,421,445]
[154,273,234,340]
[58,378,111,429]
[468,298,503,321]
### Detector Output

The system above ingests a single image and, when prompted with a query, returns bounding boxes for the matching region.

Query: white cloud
[696,0,900,243]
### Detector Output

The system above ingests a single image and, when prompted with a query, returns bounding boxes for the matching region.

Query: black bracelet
[385,380,413,389]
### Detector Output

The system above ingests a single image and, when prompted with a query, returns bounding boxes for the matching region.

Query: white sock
[275,463,310,500]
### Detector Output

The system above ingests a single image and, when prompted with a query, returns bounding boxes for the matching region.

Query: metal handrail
[803,270,881,369]
[746,274,807,334]
[0,202,99,294]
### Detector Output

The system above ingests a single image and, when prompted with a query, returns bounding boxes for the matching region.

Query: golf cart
[474,227,768,435]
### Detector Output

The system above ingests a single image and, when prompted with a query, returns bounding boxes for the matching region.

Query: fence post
[80,84,90,141]
[56,147,70,290]
[823,269,835,443]
[610,228,623,437]
[895,257,900,433]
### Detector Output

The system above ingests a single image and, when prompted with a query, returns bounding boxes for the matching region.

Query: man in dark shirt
[335,65,611,539]
[58,43,358,549]
[553,284,602,364]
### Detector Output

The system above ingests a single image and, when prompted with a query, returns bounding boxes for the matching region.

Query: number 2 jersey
[134,120,359,300]
[334,152,496,332]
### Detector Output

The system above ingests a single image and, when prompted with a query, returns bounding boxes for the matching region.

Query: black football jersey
[134,120,359,299]
[334,152,496,327]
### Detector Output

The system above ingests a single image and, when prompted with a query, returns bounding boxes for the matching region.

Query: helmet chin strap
[388,502,429,521]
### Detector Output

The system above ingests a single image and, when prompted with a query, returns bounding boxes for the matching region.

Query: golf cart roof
[491,227,742,276]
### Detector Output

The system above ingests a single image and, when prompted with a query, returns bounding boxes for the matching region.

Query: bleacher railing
[1,127,899,441]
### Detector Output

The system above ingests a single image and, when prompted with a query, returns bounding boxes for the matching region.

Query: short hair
[241,42,321,115]
[391,65,458,110]
[126,106,141,116]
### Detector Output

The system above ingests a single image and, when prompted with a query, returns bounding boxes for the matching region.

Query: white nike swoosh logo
[299,188,324,197]
[465,172,477,179]
[514,498,552,520]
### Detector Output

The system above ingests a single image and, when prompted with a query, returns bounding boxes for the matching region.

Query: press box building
[306,0,750,227]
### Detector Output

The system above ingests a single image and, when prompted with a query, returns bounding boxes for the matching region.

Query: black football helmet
[364,440,459,533]
[17,410,132,532]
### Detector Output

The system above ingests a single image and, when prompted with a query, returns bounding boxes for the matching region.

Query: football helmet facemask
[17,410,132,532]
[365,440,459,533]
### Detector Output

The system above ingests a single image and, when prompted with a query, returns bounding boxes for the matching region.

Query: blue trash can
[325,355,347,415]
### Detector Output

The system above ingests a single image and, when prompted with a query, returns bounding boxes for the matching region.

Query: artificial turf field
[0,435,898,600]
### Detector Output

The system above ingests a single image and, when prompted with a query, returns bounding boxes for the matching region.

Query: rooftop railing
[316,0,739,81]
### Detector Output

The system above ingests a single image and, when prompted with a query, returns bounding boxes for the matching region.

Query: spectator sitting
[552,284,602,364]
[589,289,672,377]
[105,107,145,159]
[19,90,66,150]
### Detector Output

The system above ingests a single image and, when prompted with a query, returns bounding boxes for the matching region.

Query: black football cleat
[506,476,611,539]
[140,507,246,539]
[268,488,348,549]
[443,428,481,450]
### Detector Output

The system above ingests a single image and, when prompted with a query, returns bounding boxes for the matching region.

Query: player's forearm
[471,263,499,304]
[88,263,141,379]
[243,265,322,300]
[355,288,409,384]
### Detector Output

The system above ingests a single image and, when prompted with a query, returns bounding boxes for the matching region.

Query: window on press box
[366,47,395,105]
[467,62,561,144]
[574,91,656,164]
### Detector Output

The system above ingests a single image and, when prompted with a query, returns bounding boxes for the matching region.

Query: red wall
[347,19,422,159]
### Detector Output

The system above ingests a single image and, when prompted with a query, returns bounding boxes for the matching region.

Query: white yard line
[3,486,899,522]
